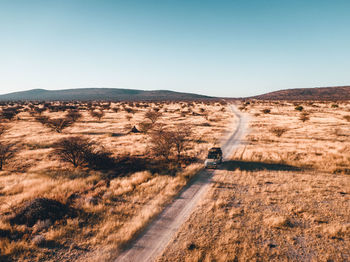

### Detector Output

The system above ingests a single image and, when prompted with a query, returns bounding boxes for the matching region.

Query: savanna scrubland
[0,100,233,261]
[158,101,350,262]
[1,100,349,262]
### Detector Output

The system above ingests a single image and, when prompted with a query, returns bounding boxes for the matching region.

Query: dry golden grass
[238,101,350,173]
[157,101,350,262]
[0,101,234,261]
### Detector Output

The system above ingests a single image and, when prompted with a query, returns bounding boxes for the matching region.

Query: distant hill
[251,86,350,101]
[0,88,212,101]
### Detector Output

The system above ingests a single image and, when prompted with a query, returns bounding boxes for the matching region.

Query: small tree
[0,142,16,170]
[35,116,73,133]
[170,126,192,161]
[0,109,18,121]
[150,126,173,161]
[145,110,162,124]
[90,110,105,121]
[124,107,135,114]
[270,127,288,137]
[34,107,46,115]
[46,118,73,133]
[53,136,114,169]
[66,110,82,122]
[261,109,271,114]
[53,137,93,167]
[35,116,49,125]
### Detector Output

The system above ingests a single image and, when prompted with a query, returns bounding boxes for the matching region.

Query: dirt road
[115,105,249,262]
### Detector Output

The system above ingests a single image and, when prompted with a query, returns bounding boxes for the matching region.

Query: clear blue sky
[1,0,350,97]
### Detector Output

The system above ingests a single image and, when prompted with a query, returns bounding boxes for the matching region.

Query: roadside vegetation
[0,100,233,261]
[158,100,350,261]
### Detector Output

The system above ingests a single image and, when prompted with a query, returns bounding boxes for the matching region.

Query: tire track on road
[115,104,249,262]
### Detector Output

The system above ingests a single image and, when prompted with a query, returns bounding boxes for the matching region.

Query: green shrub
[295,105,304,111]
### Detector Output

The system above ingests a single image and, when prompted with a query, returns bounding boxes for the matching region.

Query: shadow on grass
[220,160,302,172]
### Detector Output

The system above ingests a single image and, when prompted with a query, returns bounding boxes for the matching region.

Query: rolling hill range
[0,86,349,101]
[251,86,350,100]
[0,88,211,101]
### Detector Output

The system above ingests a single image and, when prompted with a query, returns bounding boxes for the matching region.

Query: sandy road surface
[115,105,249,262]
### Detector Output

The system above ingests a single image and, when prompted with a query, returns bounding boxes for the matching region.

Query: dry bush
[145,110,162,124]
[125,114,133,122]
[261,108,271,114]
[149,125,192,162]
[299,112,310,122]
[0,108,19,121]
[53,136,114,170]
[101,103,111,110]
[46,118,73,133]
[34,107,46,115]
[150,127,174,162]
[9,198,73,227]
[53,136,94,167]
[66,110,82,122]
[90,110,105,121]
[35,115,73,133]
[34,115,49,125]
[0,101,234,261]
[124,107,135,114]
[295,105,304,111]
[138,121,153,134]
[270,127,288,137]
[0,142,16,170]
[0,124,8,137]
[171,126,192,161]
[343,115,350,122]
[158,169,350,262]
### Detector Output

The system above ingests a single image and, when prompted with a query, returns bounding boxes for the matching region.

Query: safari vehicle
[204,147,223,169]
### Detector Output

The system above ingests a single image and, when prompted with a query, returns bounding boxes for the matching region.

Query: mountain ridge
[0,86,349,101]
[0,88,212,101]
[249,86,350,101]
